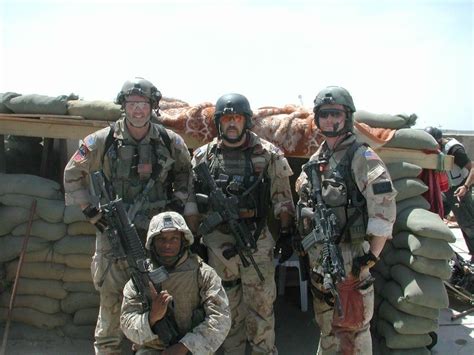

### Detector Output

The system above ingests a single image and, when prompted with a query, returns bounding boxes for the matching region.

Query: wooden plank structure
[0,113,453,173]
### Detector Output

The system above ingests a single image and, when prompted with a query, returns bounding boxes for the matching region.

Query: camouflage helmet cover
[115,77,162,109]
[145,211,194,250]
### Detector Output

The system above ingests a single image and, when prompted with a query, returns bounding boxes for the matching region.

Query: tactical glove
[82,205,107,232]
[275,229,293,263]
[351,251,379,278]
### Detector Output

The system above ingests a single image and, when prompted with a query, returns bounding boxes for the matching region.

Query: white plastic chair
[275,252,308,312]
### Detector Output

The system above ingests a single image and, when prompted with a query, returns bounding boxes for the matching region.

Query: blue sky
[1,0,472,130]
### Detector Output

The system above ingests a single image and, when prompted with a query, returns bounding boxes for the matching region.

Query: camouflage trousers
[446,186,474,255]
[308,241,374,355]
[91,250,130,355]
[204,226,277,355]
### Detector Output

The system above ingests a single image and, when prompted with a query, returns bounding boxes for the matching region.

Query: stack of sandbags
[0,173,98,340]
[356,115,456,354]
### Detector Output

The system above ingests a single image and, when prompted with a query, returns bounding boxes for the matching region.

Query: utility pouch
[322,180,348,207]
[116,145,136,179]
[345,206,367,243]
[137,144,153,180]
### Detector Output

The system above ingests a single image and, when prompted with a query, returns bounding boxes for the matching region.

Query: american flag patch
[73,144,89,162]
[364,150,378,160]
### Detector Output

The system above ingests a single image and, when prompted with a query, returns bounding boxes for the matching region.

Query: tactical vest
[200,143,270,223]
[443,138,469,187]
[103,124,174,217]
[313,142,368,244]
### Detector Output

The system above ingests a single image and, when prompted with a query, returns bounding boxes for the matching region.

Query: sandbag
[376,319,432,349]
[67,100,121,121]
[0,292,60,314]
[63,205,87,224]
[380,281,439,320]
[392,178,428,202]
[4,94,70,115]
[0,194,65,223]
[0,173,63,200]
[394,208,456,242]
[0,235,50,262]
[0,205,38,236]
[383,245,452,280]
[378,338,431,355]
[63,254,92,269]
[0,307,70,329]
[62,323,95,340]
[390,264,449,309]
[396,196,430,215]
[392,231,454,260]
[384,128,439,150]
[7,261,65,281]
[373,257,391,280]
[67,221,97,236]
[386,162,422,181]
[54,235,95,255]
[16,278,67,299]
[354,111,417,129]
[378,301,438,335]
[62,267,93,283]
[0,92,21,113]
[63,282,97,293]
[73,307,99,325]
[23,249,65,264]
[60,292,99,314]
[12,219,66,241]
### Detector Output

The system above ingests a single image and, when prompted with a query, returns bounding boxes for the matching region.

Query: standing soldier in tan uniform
[192,93,295,355]
[120,211,231,355]
[63,77,197,355]
[295,86,397,354]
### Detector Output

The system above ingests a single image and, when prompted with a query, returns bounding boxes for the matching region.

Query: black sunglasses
[318,109,346,118]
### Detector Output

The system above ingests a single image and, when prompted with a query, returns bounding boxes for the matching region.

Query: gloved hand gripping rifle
[300,161,346,317]
[193,162,264,282]
[90,171,180,344]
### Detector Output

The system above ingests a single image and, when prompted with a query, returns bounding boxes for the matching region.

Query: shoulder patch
[174,134,184,146]
[73,144,89,162]
[83,134,98,150]
[363,150,378,160]
[372,180,393,195]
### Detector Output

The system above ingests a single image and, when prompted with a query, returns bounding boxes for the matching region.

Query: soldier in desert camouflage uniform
[192,93,295,354]
[63,78,197,355]
[296,86,397,354]
[120,211,231,355]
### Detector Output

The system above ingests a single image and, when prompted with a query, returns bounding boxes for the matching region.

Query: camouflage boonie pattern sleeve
[263,140,296,217]
[120,280,158,345]
[179,263,231,354]
[63,127,111,206]
[166,129,197,216]
[352,145,397,238]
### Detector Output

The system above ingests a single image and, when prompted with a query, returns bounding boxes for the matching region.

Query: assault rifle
[90,171,180,344]
[193,162,264,282]
[300,161,345,316]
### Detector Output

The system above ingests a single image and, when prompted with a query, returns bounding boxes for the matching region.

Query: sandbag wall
[355,113,456,354]
[0,173,98,339]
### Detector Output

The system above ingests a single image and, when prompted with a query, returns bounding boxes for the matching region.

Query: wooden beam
[0,135,5,173]
[0,115,109,140]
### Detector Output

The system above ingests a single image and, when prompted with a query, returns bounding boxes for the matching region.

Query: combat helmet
[424,126,443,143]
[313,86,356,137]
[214,93,253,142]
[146,211,194,250]
[115,77,162,110]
